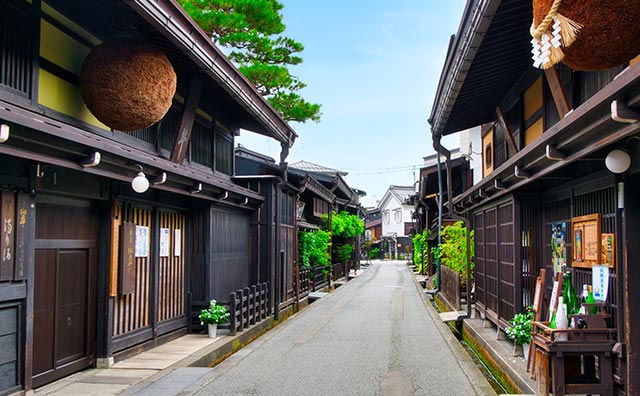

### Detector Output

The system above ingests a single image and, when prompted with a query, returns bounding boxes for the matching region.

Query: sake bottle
[587,285,597,314]
[555,296,568,341]
[562,271,579,315]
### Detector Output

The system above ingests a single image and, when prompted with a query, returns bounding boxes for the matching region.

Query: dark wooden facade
[428,0,640,393]
[0,0,296,394]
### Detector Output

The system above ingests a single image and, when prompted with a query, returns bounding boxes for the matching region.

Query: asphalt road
[192,260,496,396]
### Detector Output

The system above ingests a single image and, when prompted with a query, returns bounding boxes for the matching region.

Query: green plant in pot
[505,306,534,357]
[199,299,230,338]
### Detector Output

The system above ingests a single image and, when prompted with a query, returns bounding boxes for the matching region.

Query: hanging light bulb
[131,166,149,193]
[605,149,631,174]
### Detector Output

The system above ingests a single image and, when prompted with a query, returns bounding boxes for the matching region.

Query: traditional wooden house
[0,0,296,393]
[429,0,640,393]
[235,147,358,306]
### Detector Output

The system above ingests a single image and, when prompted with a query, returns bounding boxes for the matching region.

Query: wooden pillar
[624,174,640,395]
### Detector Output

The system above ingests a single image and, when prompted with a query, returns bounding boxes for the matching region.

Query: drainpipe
[431,135,472,320]
[274,141,290,321]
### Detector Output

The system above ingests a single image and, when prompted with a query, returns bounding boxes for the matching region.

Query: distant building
[377,185,416,259]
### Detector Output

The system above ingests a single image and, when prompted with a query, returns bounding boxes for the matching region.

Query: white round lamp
[131,171,150,193]
[605,149,631,174]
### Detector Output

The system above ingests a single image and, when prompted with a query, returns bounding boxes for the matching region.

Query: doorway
[32,198,98,387]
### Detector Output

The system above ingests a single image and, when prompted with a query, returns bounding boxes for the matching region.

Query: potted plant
[505,307,534,358]
[199,299,230,338]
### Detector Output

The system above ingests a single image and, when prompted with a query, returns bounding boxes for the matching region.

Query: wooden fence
[228,282,270,336]
[331,262,347,281]
[298,267,310,299]
[311,265,328,291]
[440,265,461,310]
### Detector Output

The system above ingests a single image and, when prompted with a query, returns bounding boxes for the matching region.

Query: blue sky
[237,1,466,207]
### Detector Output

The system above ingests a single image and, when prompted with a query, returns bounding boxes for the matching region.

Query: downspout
[432,135,472,320]
[274,140,290,320]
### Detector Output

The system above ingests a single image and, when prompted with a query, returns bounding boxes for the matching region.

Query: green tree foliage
[334,243,353,264]
[323,211,364,238]
[177,0,321,123]
[412,228,430,273]
[298,229,331,269]
[437,221,474,280]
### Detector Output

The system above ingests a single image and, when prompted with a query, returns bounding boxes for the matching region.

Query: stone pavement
[33,261,497,395]
[189,260,496,396]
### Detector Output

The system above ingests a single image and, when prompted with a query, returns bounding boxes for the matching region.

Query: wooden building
[0,0,296,394]
[428,1,640,394]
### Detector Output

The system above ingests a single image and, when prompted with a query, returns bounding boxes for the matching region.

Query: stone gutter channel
[413,268,537,396]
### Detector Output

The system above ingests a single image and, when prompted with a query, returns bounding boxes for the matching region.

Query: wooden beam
[496,106,519,155]
[544,67,570,119]
[169,77,203,164]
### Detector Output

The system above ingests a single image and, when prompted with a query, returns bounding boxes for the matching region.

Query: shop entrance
[32,198,98,387]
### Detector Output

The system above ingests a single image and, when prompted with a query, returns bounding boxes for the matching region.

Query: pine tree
[178,0,321,123]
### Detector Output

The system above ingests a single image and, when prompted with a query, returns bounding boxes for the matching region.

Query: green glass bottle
[586,285,597,314]
[549,308,557,329]
[562,271,579,315]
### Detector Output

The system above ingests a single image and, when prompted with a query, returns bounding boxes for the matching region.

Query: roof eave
[128,0,298,146]
[428,0,502,138]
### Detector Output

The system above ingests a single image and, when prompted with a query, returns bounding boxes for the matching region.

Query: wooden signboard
[601,233,615,268]
[119,222,136,295]
[0,191,15,281]
[13,193,30,280]
[572,213,601,268]
[109,201,121,297]
[547,272,564,322]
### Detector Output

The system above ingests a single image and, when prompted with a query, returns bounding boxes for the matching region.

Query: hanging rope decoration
[530,0,582,69]
[532,0,640,71]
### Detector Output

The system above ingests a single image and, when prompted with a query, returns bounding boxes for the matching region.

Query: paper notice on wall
[592,265,609,301]
[135,225,149,257]
[160,228,170,257]
[174,229,181,256]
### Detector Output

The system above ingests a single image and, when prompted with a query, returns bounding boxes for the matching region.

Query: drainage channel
[429,298,508,395]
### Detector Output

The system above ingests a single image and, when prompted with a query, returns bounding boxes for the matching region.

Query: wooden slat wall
[474,212,485,312]
[157,211,185,323]
[497,202,515,323]
[113,205,151,337]
[484,207,498,316]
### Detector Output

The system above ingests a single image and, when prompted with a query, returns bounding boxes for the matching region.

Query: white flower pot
[523,342,530,361]
[207,324,217,338]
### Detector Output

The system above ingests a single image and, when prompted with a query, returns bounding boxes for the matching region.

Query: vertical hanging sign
[13,193,30,280]
[119,222,136,295]
[0,191,15,281]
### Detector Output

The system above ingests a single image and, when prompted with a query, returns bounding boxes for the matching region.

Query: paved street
[189,260,495,396]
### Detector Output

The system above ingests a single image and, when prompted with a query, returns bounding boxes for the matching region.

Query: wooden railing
[331,262,347,281]
[297,267,310,298]
[440,265,461,310]
[228,282,270,336]
[311,265,328,291]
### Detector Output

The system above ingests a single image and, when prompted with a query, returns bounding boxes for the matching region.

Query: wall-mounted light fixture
[131,165,149,193]
[0,124,9,143]
[190,182,202,194]
[79,151,101,167]
[605,149,631,174]
[151,172,167,185]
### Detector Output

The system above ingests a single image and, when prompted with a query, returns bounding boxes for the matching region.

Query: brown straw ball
[533,0,640,71]
[80,38,177,131]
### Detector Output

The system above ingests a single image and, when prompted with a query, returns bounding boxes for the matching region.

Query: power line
[350,163,423,176]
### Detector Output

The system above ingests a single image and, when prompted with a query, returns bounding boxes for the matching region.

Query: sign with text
[119,222,136,295]
[571,213,601,268]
